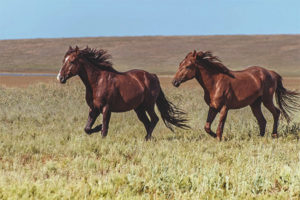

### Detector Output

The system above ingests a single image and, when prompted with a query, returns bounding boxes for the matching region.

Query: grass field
[1,35,300,199]
[0,78,300,199]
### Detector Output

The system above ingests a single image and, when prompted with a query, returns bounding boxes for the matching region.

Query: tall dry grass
[0,80,300,199]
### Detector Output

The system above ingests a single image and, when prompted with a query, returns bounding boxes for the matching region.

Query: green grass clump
[0,81,300,199]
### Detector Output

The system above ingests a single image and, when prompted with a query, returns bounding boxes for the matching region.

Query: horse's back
[234,66,267,77]
[224,66,278,108]
[126,69,159,88]
[245,66,279,84]
[125,69,161,104]
[233,66,278,85]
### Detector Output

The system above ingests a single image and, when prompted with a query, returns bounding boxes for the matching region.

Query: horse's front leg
[101,105,111,138]
[84,108,102,135]
[204,107,218,138]
[216,106,228,141]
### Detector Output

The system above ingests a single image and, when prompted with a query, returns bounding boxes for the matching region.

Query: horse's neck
[195,66,217,95]
[78,65,100,94]
[79,64,114,93]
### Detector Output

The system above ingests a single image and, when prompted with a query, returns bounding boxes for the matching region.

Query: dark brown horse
[172,50,300,140]
[57,46,189,140]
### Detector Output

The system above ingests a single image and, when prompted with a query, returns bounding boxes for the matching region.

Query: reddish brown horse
[173,50,300,140]
[57,46,189,140]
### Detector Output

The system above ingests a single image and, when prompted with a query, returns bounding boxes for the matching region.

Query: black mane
[196,51,234,78]
[66,46,117,72]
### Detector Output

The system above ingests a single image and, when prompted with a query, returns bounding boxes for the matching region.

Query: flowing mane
[66,46,117,72]
[196,51,234,77]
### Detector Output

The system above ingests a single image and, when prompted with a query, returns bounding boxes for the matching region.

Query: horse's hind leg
[250,98,266,136]
[101,105,111,138]
[84,108,102,134]
[135,107,151,140]
[216,106,228,141]
[145,105,159,140]
[263,99,280,138]
[204,107,218,138]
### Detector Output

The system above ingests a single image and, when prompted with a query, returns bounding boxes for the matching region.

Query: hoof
[272,133,278,138]
[84,128,93,135]
[208,131,217,138]
[205,127,217,138]
[145,135,152,141]
[101,133,107,138]
[84,125,102,135]
[204,126,210,134]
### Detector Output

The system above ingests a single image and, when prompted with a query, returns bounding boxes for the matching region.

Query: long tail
[155,89,190,131]
[275,76,300,123]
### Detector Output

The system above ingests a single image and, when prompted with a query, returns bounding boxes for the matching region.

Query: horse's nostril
[172,80,180,87]
[59,76,66,84]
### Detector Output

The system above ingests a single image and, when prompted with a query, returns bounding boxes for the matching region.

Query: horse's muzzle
[57,75,67,84]
[172,79,181,87]
[60,77,67,84]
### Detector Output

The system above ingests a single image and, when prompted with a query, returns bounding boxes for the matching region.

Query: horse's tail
[156,89,190,131]
[275,75,300,123]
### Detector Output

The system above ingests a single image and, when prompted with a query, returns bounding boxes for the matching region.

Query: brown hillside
[0,35,300,76]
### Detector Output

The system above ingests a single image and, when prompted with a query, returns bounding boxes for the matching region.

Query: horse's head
[172,50,199,87]
[57,46,82,84]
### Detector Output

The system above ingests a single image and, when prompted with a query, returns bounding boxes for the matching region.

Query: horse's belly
[227,88,262,109]
[228,98,257,109]
[110,106,134,112]
[110,92,144,112]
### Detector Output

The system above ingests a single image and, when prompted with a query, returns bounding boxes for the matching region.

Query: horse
[172,50,300,141]
[57,46,189,140]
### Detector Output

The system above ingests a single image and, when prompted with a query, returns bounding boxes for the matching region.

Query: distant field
[1,35,300,76]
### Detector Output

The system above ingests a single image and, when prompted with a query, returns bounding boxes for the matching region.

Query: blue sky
[0,0,299,40]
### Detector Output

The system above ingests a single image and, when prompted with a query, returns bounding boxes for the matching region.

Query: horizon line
[1,33,300,41]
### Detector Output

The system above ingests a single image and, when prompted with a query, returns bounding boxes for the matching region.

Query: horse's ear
[192,50,197,57]
[75,46,79,53]
[69,46,73,50]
